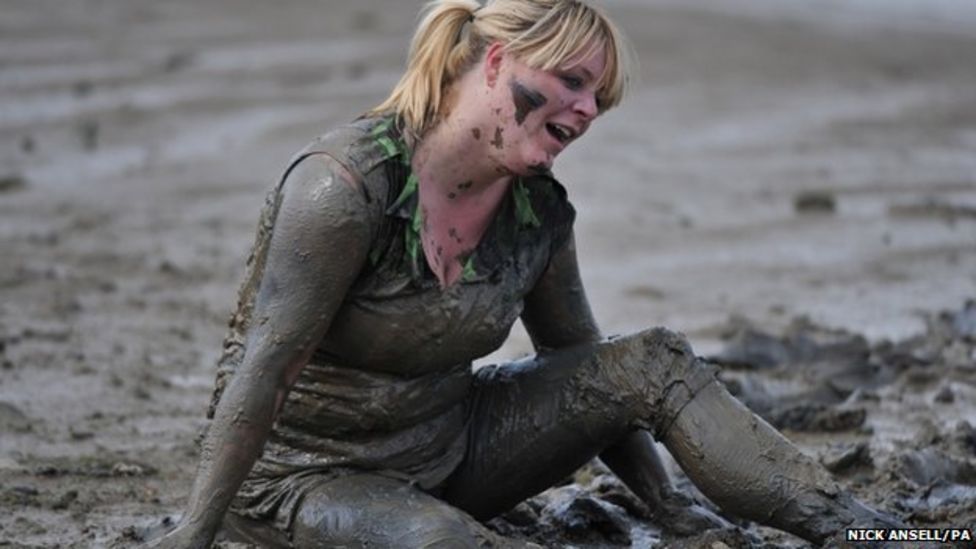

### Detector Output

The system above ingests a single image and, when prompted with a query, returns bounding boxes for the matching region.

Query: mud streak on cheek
[509,79,547,126]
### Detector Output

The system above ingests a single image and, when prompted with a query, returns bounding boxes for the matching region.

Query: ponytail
[367,0,483,138]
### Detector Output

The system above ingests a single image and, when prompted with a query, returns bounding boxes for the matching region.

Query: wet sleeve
[177,153,376,542]
[520,230,602,352]
[241,152,375,382]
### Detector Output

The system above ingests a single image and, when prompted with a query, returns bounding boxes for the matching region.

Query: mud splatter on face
[448,227,462,244]
[509,79,547,126]
[490,127,504,150]
[448,192,457,200]
[457,181,473,191]
[471,128,481,141]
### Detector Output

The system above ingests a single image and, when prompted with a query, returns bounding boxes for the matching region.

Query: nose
[572,93,599,121]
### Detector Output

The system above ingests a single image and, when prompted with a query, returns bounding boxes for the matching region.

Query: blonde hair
[367,0,633,137]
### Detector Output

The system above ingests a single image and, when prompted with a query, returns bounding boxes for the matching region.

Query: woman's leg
[289,473,532,548]
[442,327,900,544]
[442,327,719,519]
[662,380,898,543]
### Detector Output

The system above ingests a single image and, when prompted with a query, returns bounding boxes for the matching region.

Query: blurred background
[1,0,974,546]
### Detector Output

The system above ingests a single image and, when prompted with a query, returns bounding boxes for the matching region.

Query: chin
[513,156,554,176]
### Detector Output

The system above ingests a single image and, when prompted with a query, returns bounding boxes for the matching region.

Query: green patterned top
[369,116,543,284]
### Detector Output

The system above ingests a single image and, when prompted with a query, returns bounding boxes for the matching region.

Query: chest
[419,185,510,288]
[318,222,554,376]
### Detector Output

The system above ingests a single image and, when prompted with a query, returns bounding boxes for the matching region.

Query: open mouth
[545,122,575,145]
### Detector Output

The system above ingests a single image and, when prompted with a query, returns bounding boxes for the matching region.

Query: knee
[391,507,483,548]
[604,327,700,385]
[632,327,695,364]
[293,496,361,547]
[606,327,717,436]
[293,486,483,549]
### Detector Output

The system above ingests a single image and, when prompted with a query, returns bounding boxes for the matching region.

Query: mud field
[2,0,975,547]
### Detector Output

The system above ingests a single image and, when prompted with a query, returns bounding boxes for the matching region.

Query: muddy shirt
[208,116,576,500]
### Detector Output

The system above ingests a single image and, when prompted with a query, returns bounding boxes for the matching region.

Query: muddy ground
[1,0,974,547]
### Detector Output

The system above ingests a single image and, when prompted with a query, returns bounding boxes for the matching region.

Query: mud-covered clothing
[201,116,893,549]
[208,115,576,534]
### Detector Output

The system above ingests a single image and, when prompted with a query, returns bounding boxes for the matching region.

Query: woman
[151,0,900,547]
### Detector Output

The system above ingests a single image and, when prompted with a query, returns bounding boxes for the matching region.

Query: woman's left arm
[521,232,601,349]
[521,232,720,531]
[521,231,665,486]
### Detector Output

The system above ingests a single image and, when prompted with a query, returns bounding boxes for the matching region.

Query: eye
[559,73,583,90]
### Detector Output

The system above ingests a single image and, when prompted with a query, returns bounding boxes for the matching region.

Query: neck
[412,114,512,202]
[409,111,515,289]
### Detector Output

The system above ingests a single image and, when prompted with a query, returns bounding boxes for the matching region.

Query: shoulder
[295,116,402,185]
[521,172,577,232]
[275,116,405,227]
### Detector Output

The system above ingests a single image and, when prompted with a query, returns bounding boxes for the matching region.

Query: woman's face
[481,43,607,175]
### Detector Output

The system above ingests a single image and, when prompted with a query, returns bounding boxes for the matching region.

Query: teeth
[548,123,571,142]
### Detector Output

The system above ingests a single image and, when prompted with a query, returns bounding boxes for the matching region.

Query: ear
[483,41,506,88]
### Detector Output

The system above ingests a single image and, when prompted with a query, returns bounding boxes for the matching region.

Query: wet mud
[2,0,975,547]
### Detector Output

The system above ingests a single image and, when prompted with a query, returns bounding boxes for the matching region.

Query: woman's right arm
[149,154,374,548]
